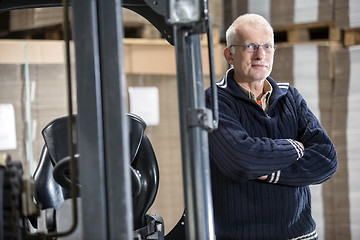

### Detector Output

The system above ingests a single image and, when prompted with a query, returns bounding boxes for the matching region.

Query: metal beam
[72,0,133,239]
[174,26,215,240]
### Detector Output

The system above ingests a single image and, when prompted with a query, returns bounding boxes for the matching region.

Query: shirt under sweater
[205,68,337,240]
[237,79,272,112]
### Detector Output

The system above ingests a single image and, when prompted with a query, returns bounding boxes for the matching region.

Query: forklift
[0,0,218,239]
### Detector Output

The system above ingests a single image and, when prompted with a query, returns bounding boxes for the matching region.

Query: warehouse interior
[0,0,359,239]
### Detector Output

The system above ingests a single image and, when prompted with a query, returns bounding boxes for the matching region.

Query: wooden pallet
[344,28,360,47]
[274,22,341,44]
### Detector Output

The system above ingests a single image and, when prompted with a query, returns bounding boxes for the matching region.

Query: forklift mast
[0,0,218,239]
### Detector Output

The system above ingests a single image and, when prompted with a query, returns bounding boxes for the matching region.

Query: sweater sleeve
[268,88,338,187]
[206,90,304,183]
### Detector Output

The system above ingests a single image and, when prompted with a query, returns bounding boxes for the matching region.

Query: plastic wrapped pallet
[332,46,360,240]
[335,0,360,29]
[223,0,333,28]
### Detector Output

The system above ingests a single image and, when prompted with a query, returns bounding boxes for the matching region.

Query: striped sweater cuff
[289,229,318,240]
[268,170,281,184]
[287,139,304,160]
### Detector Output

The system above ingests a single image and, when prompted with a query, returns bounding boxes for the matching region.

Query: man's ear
[224,47,234,65]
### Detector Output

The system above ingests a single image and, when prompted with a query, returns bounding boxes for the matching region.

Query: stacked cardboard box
[8,0,223,40]
[335,0,360,47]
[332,46,360,240]
[223,0,333,29]
[335,0,360,29]
[10,7,65,32]
[272,43,338,130]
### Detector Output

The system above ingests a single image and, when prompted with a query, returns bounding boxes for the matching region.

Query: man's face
[225,24,274,83]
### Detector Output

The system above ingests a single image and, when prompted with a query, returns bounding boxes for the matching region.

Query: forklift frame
[0,1,218,239]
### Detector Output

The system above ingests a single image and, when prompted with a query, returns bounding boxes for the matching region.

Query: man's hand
[296,141,305,150]
[258,175,268,180]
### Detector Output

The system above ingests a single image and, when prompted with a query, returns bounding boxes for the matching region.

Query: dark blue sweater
[205,68,337,240]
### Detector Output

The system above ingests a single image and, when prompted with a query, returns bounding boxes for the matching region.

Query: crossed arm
[208,90,337,187]
[258,141,304,180]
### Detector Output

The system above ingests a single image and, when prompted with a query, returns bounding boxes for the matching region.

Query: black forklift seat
[33,113,162,236]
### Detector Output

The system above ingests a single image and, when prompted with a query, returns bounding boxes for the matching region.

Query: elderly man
[205,13,337,240]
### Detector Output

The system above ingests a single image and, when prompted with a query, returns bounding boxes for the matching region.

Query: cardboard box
[10,7,65,32]
[335,0,360,29]
[224,0,333,28]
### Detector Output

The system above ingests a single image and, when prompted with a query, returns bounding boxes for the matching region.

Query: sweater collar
[216,68,289,103]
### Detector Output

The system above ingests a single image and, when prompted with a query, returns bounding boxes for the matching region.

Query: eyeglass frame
[230,43,276,53]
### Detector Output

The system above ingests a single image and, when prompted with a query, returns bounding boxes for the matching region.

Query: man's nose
[254,46,266,59]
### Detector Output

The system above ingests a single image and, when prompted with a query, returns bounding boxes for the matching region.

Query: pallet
[344,28,360,47]
[274,22,341,44]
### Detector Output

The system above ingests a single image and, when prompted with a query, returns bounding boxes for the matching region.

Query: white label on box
[128,87,160,126]
[0,104,17,150]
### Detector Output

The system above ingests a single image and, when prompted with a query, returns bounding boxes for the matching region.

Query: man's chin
[249,74,270,82]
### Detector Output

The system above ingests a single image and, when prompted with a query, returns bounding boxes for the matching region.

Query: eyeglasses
[230,43,276,53]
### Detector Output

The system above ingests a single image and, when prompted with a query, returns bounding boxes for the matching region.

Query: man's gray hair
[226,13,274,48]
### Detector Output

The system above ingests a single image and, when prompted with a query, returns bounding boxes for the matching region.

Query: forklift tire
[0,157,24,240]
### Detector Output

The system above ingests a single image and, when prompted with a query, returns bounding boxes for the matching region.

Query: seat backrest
[33,115,72,210]
[33,113,160,230]
[33,145,71,210]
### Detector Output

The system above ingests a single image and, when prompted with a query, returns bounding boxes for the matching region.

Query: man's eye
[264,45,271,49]
[245,44,254,49]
